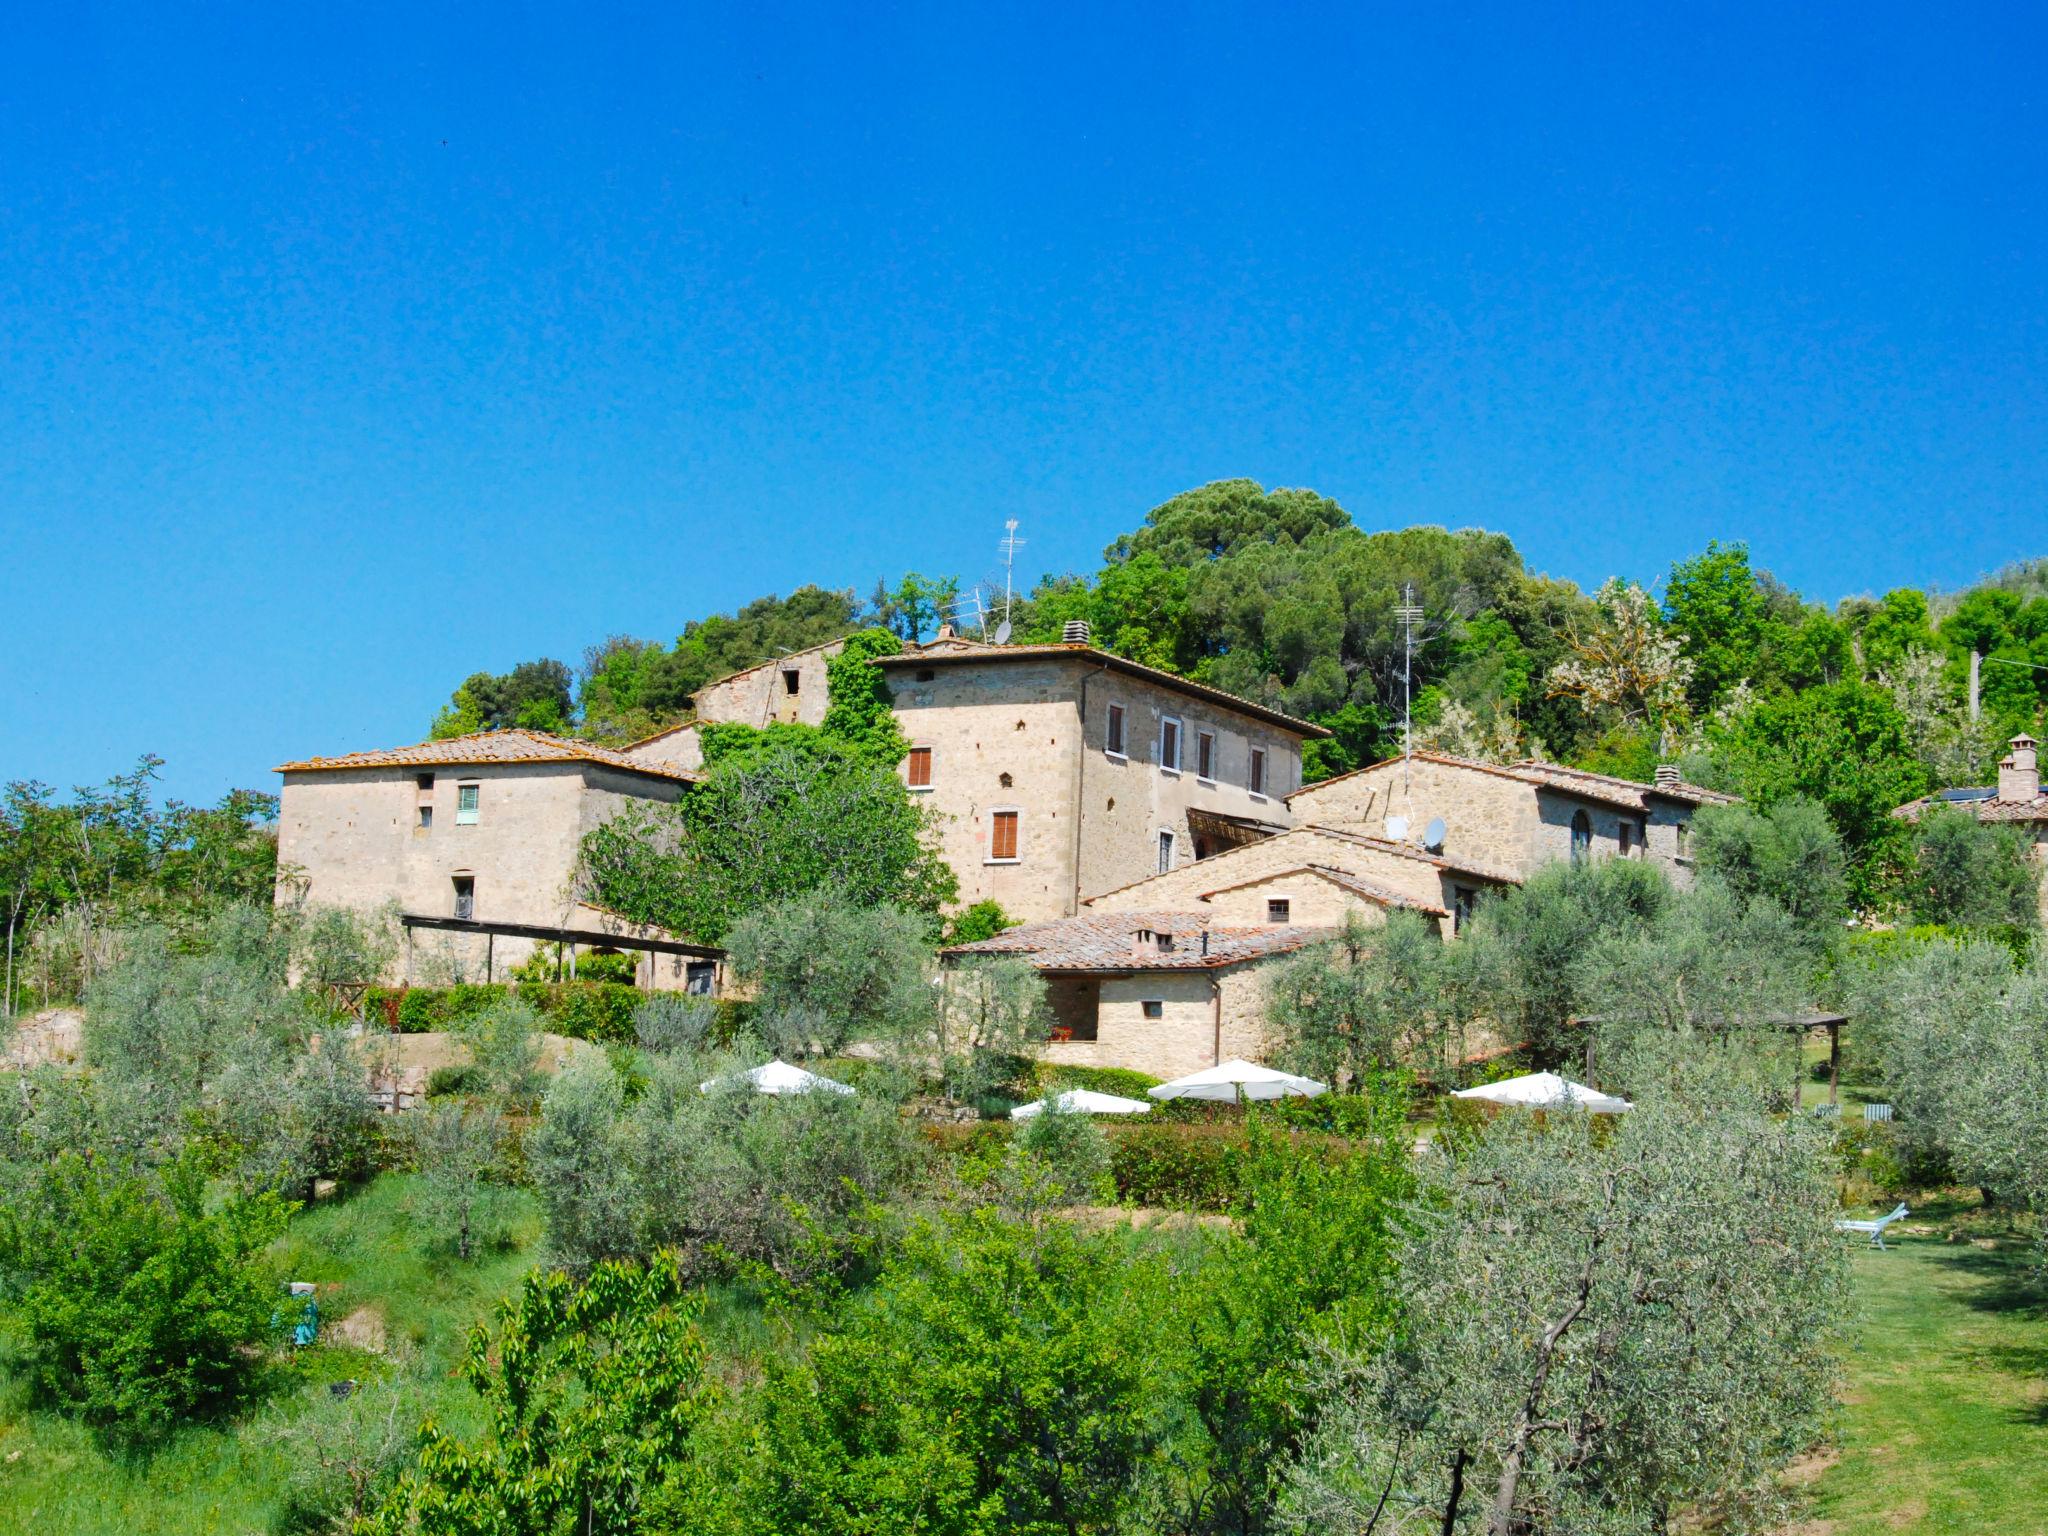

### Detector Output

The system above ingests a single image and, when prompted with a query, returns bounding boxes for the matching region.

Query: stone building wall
[1197,869,1394,930]
[1288,757,1543,872]
[1073,664,1305,903]
[621,721,704,772]
[276,762,685,982]
[1030,960,1289,1081]
[886,656,1086,921]
[689,640,844,730]
[1086,825,1465,925]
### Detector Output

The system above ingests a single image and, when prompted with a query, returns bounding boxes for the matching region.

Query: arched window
[1570,810,1593,864]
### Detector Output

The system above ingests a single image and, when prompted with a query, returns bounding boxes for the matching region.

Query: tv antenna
[1394,583,1425,796]
[997,519,1025,634]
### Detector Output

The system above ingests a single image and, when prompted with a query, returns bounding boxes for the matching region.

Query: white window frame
[1104,702,1127,760]
[1196,729,1216,783]
[986,805,1024,865]
[455,782,481,825]
[1248,747,1267,800]
[1158,716,1183,775]
[1157,828,1175,874]
[905,744,935,793]
[1266,896,1291,925]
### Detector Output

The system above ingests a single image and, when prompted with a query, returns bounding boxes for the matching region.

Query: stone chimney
[1998,734,2040,803]
[1653,763,1681,790]
[1062,619,1092,645]
[936,620,957,641]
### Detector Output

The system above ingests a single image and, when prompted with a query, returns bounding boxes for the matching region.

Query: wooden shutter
[1249,749,1266,794]
[907,746,932,788]
[991,810,1019,860]
[1107,704,1125,755]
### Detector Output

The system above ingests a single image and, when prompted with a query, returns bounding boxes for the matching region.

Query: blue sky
[3,3,2043,804]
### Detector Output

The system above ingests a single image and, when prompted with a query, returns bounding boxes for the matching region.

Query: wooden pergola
[1575,1008,1849,1107]
[399,913,725,989]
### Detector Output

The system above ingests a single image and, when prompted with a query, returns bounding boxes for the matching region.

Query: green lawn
[1800,1197,2048,1534]
[0,1174,542,1536]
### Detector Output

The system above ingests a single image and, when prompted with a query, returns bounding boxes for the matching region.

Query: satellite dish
[993,620,1012,645]
[1423,817,1447,852]
[1384,816,1409,842]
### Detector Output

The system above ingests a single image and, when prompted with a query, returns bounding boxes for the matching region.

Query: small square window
[1141,999,1164,1020]
[916,668,937,682]
[1106,703,1126,756]
[417,804,433,830]
[1267,898,1290,924]
[1249,748,1267,796]
[1197,731,1215,780]
[455,784,480,824]
[415,772,435,792]
[906,746,933,789]
[782,668,801,695]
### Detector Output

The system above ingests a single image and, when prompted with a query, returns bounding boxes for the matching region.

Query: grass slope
[0,1173,540,1536]
[1801,1200,2048,1534]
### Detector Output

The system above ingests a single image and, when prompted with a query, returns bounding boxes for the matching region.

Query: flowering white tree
[1546,579,1694,745]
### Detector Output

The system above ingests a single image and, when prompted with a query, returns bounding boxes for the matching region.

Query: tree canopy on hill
[418,478,2044,905]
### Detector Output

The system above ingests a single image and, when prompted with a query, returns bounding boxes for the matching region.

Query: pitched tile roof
[943,910,1331,971]
[1286,750,1737,811]
[1194,862,1452,918]
[275,729,702,785]
[1893,788,2048,825]
[875,639,1330,738]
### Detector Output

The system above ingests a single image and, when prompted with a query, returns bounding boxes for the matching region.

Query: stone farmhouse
[1284,750,1739,888]
[273,729,727,991]
[943,749,1736,1079]
[1893,733,2048,924]
[627,630,1330,923]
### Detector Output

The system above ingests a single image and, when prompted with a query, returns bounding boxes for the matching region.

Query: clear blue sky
[3,3,2043,805]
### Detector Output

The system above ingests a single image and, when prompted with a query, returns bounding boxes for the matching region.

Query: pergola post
[485,932,494,984]
[1829,1021,1841,1106]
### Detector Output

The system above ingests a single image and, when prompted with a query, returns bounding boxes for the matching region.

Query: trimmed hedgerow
[363,984,753,1047]
[1036,1064,1162,1101]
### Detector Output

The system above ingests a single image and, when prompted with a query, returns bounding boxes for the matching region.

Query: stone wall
[621,721,704,771]
[888,655,1085,921]
[1074,664,1305,904]
[690,641,843,730]
[1028,959,1289,1081]
[277,762,684,982]
[1289,757,1542,873]
[1197,869,1394,929]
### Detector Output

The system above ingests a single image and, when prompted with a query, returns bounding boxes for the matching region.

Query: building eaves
[275,729,703,786]
[875,641,1330,738]
[1193,862,1452,918]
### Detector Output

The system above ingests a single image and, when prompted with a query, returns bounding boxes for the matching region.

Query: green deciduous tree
[0,1142,291,1446]
[819,627,911,764]
[1689,795,1849,935]
[430,659,574,738]
[409,1100,510,1262]
[366,1253,719,1536]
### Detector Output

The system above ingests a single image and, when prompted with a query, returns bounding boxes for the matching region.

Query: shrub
[633,994,720,1054]
[1009,1102,1115,1207]
[363,982,646,1043]
[426,1064,487,1098]
[1036,1063,1161,1100]
[0,1143,291,1445]
[1109,1122,1241,1210]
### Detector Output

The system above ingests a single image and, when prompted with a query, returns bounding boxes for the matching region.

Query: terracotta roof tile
[276,729,702,785]
[942,909,1330,971]
[1287,750,1737,811]
[1893,789,2048,825]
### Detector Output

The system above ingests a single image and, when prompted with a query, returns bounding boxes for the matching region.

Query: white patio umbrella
[1148,1058,1327,1103]
[700,1058,856,1097]
[1010,1088,1153,1120]
[1452,1071,1630,1114]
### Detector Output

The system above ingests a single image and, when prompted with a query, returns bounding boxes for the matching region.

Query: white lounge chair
[1834,1202,1909,1250]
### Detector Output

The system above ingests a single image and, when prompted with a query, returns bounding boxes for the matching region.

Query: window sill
[1159,766,1181,778]
[1196,775,1216,787]
[1104,750,1128,764]
[1247,792,1268,804]
[908,785,934,794]
[984,856,1022,866]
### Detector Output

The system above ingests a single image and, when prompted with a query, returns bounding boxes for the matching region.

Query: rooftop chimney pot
[1062,619,1092,644]
[1653,763,1681,788]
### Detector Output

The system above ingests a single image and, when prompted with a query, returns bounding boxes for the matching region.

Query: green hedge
[1036,1063,1162,1100]
[1108,1122,1240,1210]
[363,983,754,1047]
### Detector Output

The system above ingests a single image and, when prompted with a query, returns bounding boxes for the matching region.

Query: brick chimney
[1998,734,2040,803]
[1653,763,1681,790]
[1062,619,1092,644]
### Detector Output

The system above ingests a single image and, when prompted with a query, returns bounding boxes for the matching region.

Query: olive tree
[1689,795,1848,935]
[1284,1065,1847,1536]
[1903,804,2040,929]
[726,895,934,1059]
[926,953,1051,1101]
[1266,911,1457,1086]
[411,1100,511,1261]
